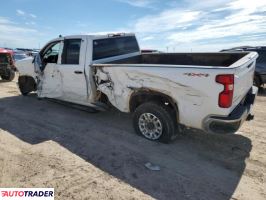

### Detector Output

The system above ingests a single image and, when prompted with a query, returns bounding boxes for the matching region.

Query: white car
[16,33,258,143]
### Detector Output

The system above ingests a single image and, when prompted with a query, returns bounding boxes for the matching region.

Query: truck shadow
[0,94,252,200]
[258,86,266,97]
[0,79,11,83]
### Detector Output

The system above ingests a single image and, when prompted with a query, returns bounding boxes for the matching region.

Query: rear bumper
[203,86,258,134]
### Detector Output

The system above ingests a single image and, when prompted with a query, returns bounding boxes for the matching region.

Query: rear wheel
[1,69,15,81]
[133,102,178,143]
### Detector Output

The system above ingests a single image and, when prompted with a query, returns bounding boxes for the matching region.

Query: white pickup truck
[16,33,258,143]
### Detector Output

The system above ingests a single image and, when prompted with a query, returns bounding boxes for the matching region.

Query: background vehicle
[16,34,258,143]
[15,48,39,57]
[0,48,16,81]
[13,50,29,62]
[221,46,266,88]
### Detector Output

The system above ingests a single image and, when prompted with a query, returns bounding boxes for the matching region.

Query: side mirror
[34,53,43,74]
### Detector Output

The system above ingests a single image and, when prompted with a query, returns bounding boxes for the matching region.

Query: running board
[46,99,105,113]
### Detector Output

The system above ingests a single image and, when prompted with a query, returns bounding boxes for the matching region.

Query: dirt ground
[0,76,265,200]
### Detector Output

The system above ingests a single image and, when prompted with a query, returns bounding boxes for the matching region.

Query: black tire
[133,102,178,143]
[1,69,15,81]
[254,75,261,88]
[18,76,31,96]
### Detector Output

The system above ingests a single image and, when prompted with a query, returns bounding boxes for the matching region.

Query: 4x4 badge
[184,73,209,77]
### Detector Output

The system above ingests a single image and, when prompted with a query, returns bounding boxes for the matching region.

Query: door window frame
[39,40,63,71]
[61,39,82,65]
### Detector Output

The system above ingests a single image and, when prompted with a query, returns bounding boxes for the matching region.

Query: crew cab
[16,33,258,143]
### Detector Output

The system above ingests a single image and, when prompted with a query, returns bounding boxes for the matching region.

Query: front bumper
[204,86,258,134]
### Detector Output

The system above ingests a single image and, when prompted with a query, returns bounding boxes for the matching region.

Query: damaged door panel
[38,41,63,98]
[38,63,63,98]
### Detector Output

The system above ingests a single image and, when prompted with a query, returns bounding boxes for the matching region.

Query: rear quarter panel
[96,65,236,129]
[94,53,257,130]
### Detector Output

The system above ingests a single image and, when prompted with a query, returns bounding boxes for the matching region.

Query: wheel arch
[129,89,179,122]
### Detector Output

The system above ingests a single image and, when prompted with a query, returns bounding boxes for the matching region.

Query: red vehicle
[0,48,16,81]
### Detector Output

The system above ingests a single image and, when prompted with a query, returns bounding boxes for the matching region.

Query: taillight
[216,74,234,108]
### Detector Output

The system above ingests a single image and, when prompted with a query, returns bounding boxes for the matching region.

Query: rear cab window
[92,36,139,60]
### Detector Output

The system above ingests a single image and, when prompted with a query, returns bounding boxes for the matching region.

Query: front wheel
[1,69,15,81]
[18,76,36,96]
[133,102,178,143]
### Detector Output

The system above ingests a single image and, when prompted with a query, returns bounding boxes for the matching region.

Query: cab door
[57,37,88,104]
[37,40,63,98]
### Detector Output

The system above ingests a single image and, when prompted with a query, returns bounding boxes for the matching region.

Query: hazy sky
[0,0,266,51]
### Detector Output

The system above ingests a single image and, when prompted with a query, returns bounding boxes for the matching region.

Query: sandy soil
[0,76,265,200]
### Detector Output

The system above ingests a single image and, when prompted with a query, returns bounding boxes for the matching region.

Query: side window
[62,39,81,64]
[93,36,139,60]
[41,42,61,64]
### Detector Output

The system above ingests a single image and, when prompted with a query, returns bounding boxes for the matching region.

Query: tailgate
[232,52,258,108]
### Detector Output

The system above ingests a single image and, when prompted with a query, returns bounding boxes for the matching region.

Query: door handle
[74,71,83,74]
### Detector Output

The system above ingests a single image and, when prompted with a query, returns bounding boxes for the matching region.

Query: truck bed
[107,52,249,67]
[94,51,257,130]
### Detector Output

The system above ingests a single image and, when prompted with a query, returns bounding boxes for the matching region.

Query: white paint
[15,33,258,131]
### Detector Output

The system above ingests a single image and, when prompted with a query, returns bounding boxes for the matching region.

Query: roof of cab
[48,33,135,43]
